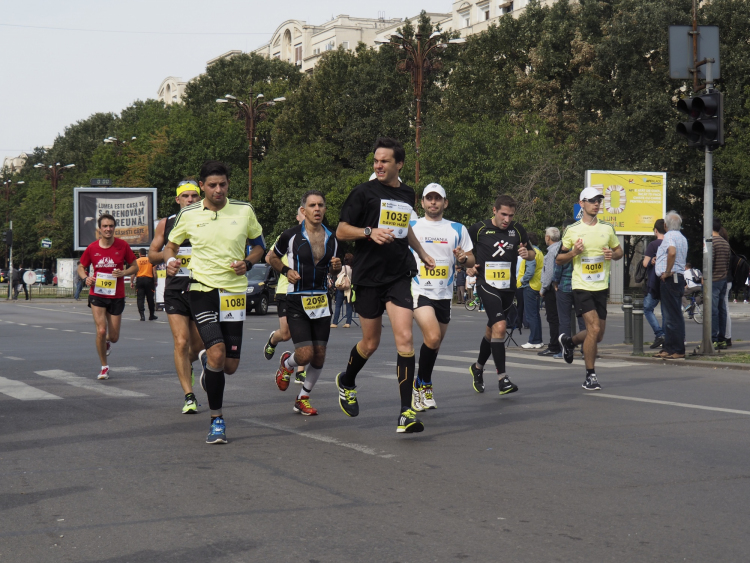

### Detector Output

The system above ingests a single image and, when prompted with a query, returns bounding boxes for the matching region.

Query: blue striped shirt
[655,230,688,276]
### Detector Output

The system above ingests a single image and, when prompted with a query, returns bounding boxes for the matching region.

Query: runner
[556,187,622,391]
[268,190,341,415]
[409,182,474,411]
[466,194,535,396]
[334,137,436,433]
[78,213,139,380]
[148,179,204,414]
[163,161,265,444]
[263,207,308,385]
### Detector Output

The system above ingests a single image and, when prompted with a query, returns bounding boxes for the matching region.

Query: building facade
[156,76,188,105]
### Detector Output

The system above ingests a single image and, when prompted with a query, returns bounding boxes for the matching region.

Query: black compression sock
[204,366,225,415]
[340,343,368,387]
[586,368,596,376]
[397,350,416,412]
[476,336,492,369]
[418,343,439,385]
[490,339,506,374]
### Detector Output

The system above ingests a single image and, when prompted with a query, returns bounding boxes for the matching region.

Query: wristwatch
[244,260,253,271]
[363,227,372,239]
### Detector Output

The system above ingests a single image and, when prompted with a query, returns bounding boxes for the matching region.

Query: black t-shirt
[339,179,418,287]
[273,222,338,294]
[644,238,662,295]
[164,214,192,292]
[468,219,531,291]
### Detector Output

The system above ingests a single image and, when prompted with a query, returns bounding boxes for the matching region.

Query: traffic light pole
[6,220,12,301]
[700,60,715,356]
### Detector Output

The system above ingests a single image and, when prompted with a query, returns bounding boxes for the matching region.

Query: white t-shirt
[684,268,702,288]
[410,217,473,301]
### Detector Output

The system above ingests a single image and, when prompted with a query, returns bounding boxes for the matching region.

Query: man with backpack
[642,219,666,349]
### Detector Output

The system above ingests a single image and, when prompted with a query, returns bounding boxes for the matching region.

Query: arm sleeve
[248,235,265,250]
[273,229,292,258]
[460,225,474,252]
[339,188,365,226]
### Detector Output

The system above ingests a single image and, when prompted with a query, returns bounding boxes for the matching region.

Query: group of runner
[77,138,623,444]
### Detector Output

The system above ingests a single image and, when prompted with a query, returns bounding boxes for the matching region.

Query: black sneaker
[397,409,425,433]
[649,335,665,349]
[559,334,575,364]
[582,374,601,391]
[335,373,359,417]
[469,364,484,393]
[264,331,276,360]
[498,376,518,395]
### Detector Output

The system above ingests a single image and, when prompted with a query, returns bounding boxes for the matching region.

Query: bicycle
[683,291,703,324]
[465,292,483,311]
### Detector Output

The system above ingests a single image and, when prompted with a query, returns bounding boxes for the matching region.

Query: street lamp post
[34,162,75,214]
[2,178,24,269]
[216,92,285,201]
[378,32,465,186]
[104,136,137,156]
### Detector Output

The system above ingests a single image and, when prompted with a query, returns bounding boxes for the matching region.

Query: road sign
[41,238,52,249]
[23,270,36,285]
[668,25,721,80]
[90,178,112,187]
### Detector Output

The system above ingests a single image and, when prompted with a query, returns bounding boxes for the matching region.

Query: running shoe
[499,376,518,395]
[276,351,294,391]
[182,393,198,414]
[106,341,112,357]
[293,395,318,416]
[335,373,359,417]
[582,374,601,391]
[206,416,227,444]
[411,385,425,412]
[469,364,484,393]
[397,409,425,433]
[422,383,437,410]
[559,334,575,364]
[295,370,307,385]
[264,331,276,360]
[198,349,208,392]
[97,366,110,380]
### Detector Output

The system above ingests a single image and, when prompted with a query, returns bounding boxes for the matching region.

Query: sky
[0,0,448,167]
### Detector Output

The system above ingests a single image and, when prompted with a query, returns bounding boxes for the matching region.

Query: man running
[556,187,622,390]
[466,194,535,396]
[263,207,307,385]
[149,180,204,414]
[269,190,341,415]
[78,213,139,380]
[409,182,474,411]
[335,137,435,433]
[164,161,265,444]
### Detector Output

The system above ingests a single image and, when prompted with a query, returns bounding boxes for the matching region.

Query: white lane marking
[17,323,27,326]
[434,363,559,374]
[243,418,395,458]
[372,374,396,380]
[63,329,76,332]
[0,376,62,400]
[591,393,750,416]
[35,370,148,398]
[114,366,140,372]
[461,350,632,368]
[46,327,58,330]
[4,356,25,361]
[438,354,570,371]
[32,325,42,328]
[81,332,94,334]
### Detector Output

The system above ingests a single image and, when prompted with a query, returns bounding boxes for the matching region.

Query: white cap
[579,186,603,202]
[422,183,446,199]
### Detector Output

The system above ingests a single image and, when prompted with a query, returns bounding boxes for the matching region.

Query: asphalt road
[1,299,749,562]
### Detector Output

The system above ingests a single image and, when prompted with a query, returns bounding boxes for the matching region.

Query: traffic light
[676,91,724,149]
[2,230,11,246]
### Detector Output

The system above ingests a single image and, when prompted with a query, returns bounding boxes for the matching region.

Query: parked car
[246,263,277,315]
[35,269,53,284]
[0,269,7,283]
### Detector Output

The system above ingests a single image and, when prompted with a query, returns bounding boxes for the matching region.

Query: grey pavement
[1,300,750,562]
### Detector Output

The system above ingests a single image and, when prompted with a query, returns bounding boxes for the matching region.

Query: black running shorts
[476,282,515,327]
[572,289,608,320]
[189,288,244,358]
[353,276,413,319]
[88,295,126,316]
[414,294,452,325]
[165,289,191,317]
[276,295,288,318]
[286,295,331,348]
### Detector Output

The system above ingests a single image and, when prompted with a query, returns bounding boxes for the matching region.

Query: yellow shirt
[272,234,290,296]
[561,219,620,291]
[168,199,263,293]
[517,246,544,291]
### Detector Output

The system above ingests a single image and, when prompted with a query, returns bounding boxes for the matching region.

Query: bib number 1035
[378,200,412,239]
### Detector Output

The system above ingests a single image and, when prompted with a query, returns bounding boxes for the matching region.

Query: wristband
[281,266,290,276]
[167,257,178,266]
[244,260,253,271]
[459,256,467,264]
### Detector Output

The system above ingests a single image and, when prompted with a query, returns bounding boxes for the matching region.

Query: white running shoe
[521,342,543,349]
[411,385,425,412]
[106,341,112,356]
[422,384,437,409]
[98,366,110,380]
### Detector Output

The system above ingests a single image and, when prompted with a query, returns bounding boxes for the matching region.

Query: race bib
[419,259,450,288]
[302,294,330,319]
[94,272,116,296]
[582,255,605,282]
[485,261,512,289]
[176,247,192,277]
[219,292,246,322]
[378,200,412,239]
[156,268,166,279]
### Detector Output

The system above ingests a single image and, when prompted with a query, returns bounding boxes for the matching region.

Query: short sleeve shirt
[644,239,662,292]
[561,219,620,291]
[339,179,418,287]
[655,230,688,276]
[468,219,530,292]
[80,238,137,299]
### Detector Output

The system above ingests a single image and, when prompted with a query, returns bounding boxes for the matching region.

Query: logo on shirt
[197,223,208,227]
[492,241,511,258]
[225,312,234,320]
[95,257,117,269]
[231,220,237,225]
[424,237,448,244]
[508,230,516,237]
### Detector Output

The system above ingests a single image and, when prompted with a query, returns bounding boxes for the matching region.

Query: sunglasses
[178,180,198,187]
[583,198,604,203]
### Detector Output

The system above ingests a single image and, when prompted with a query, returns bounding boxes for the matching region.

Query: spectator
[538,227,562,356]
[718,227,734,346]
[683,262,702,317]
[331,253,354,328]
[13,265,29,300]
[74,260,85,300]
[711,220,731,348]
[643,219,666,349]
[519,232,544,349]
[465,272,476,302]
[455,265,467,304]
[131,248,158,321]
[554,219,586,358]
[654,211,688,359]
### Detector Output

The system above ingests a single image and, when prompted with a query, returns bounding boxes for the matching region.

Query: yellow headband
[176,182,199,197]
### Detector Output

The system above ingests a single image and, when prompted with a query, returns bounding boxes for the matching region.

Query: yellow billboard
[584,170,667,235]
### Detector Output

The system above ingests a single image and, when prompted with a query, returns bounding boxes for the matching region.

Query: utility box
[57,258,76,289]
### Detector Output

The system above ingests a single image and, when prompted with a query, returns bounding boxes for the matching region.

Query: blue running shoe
[199,349,208,392]
[206,416,227,444]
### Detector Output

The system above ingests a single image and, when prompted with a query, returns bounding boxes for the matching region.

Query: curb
[600,353,750,371]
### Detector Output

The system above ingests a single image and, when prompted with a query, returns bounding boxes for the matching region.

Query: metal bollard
[632,298,644,354]
[622,295,633,345]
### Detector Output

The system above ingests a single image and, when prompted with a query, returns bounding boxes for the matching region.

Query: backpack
[335,266,351,290]
[634,259,647,284]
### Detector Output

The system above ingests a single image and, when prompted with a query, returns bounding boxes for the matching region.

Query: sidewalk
[604,301,750,319]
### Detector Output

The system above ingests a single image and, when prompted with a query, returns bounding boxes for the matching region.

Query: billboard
[582,171,667,235]
[74,188,158,250]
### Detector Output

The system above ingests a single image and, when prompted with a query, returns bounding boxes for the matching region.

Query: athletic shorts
[286,295,331,348]
[476,282,515,327]
[189,289,243,358]
[277,295,288,318]
[88,295,125,316]
[414,294,452,325]
[353,276,413,320]
[573,289,608,320]
[164,289,191,317]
